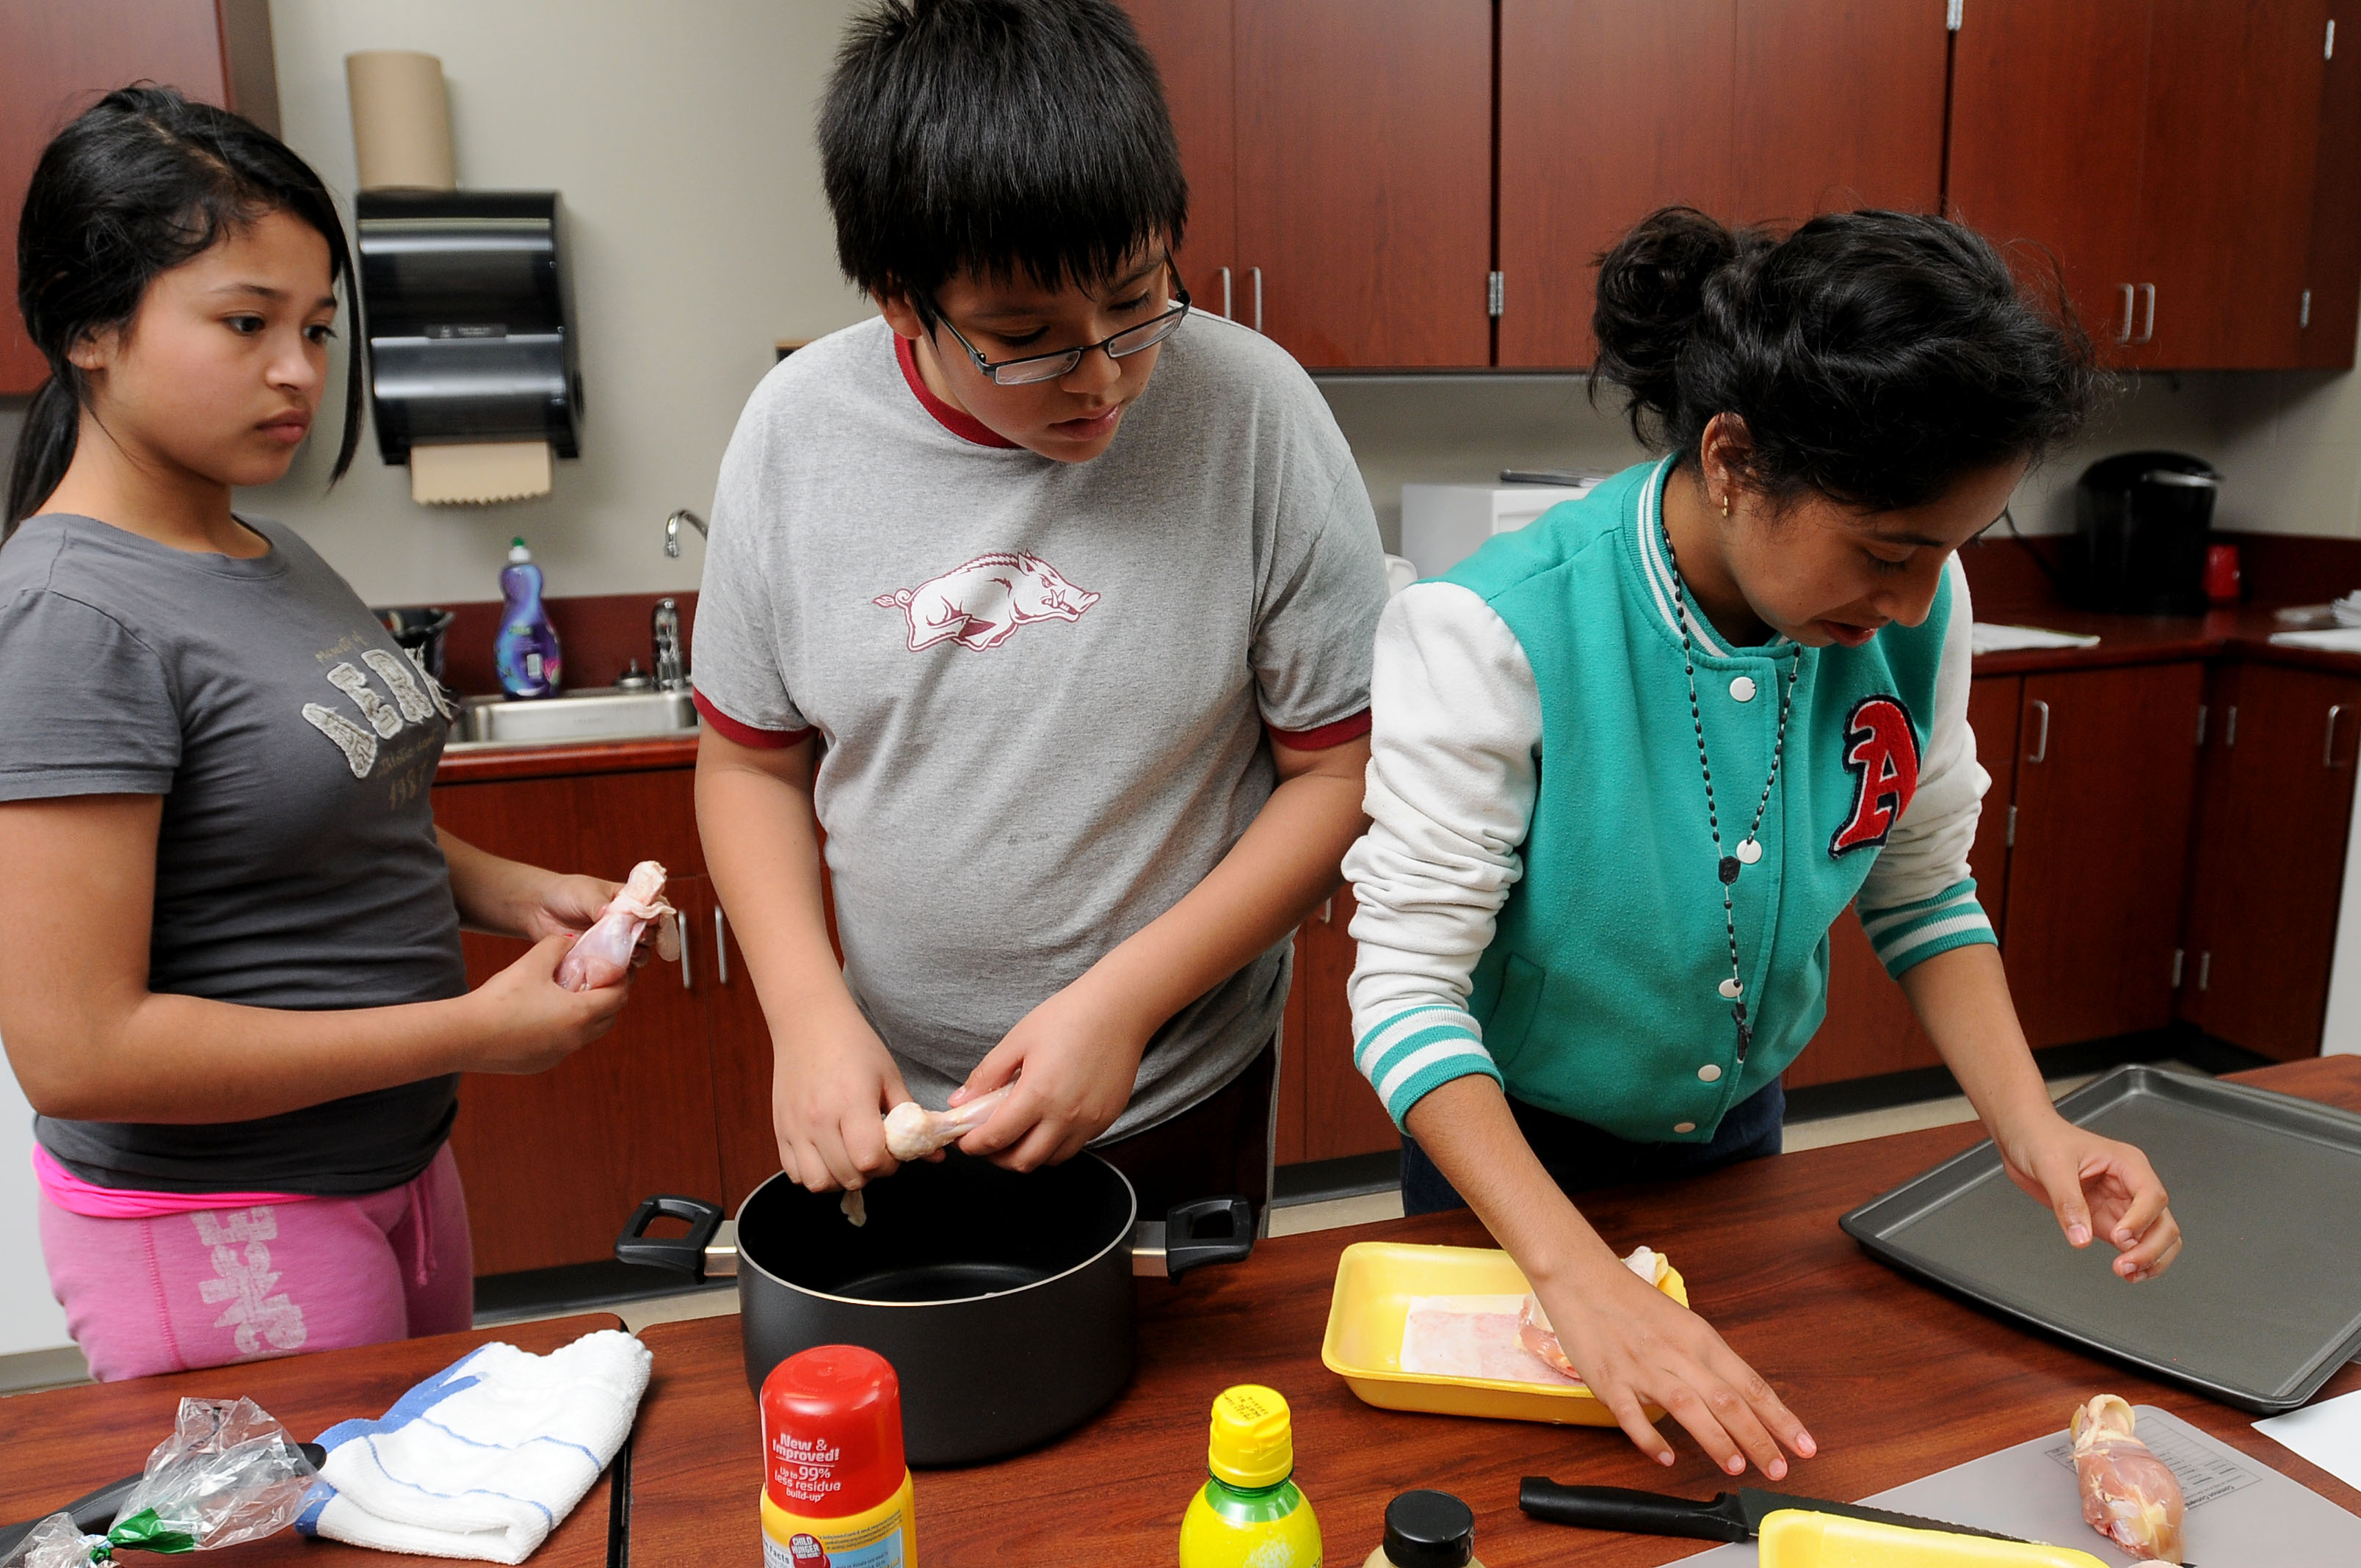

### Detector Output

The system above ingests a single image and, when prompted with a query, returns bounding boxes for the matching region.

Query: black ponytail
[1592,206,2098,512]
[7,85,364,534]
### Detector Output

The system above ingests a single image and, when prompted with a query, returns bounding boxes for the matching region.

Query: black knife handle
[1518,1480,1750,1542]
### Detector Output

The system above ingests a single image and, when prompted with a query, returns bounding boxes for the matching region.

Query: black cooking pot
[616,1153,1253,1464]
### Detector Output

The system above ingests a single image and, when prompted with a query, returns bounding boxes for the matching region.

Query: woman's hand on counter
[458,932,632,1073]
[1998,1114,2183,1282]
[1529,1251,1816,1480]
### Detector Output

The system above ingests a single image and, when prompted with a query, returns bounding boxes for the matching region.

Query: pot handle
[1151,1195,1256,1279]
[617,1194,724,1278]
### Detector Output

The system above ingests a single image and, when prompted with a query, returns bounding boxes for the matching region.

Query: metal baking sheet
[1678,1404,2361,1566]
[1840,1064,2361,1414]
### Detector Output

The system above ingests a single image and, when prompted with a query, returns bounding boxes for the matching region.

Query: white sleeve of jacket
[1856,555,1999,977]
[1341,581,1542,1126]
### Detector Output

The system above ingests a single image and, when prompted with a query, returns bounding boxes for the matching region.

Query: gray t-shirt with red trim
[692,313,1387,1140]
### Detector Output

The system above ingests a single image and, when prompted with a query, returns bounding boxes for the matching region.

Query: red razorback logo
[1829,694,1921,856]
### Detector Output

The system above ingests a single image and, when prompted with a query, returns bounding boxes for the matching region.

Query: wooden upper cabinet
[1730,0,1947,225]
[0,0,279,393]
[1232,0,1493,368]
[1947,0,2347,370]
[1497,0,1945,369]
[1945,0,2153,364]
[2133,0,2329,369]
[1123,0,1239,320]
[1498,0,1734,369]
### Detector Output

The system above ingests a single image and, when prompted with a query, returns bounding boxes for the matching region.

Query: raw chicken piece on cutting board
[2069,1394,2185,1563]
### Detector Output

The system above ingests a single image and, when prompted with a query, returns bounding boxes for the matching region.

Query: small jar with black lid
[1363,1489,1482,1568]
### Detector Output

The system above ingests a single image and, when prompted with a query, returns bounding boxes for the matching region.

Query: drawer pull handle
[677,904,693,991]
[2117,283,2136,345]
[1214,265,1232,321]
[714,905,730,985]
[2026,698,2052,764]
[2330,705,2349,769]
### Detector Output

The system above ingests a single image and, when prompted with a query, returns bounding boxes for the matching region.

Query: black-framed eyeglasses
[922,260,1192,386]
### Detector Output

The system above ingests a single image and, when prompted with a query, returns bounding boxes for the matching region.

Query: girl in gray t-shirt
[0,89,645,1382]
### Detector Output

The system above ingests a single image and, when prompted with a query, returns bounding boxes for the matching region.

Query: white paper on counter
[2254,1387,2361,1492]
[1972,622,2103,655]
[2271,625,2361,653]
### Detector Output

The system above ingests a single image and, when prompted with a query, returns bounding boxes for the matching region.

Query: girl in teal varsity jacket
[1343,209,2182,1480]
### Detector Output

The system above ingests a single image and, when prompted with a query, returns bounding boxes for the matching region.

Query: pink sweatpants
[37,1144,474,1383]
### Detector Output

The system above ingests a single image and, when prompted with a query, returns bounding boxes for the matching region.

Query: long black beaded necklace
[1660,499,1799,1063]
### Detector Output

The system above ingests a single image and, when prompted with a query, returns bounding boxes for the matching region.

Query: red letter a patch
[1829,694,1921,857]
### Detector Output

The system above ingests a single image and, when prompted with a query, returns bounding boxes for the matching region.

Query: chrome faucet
[662,508,708,559]
[652,598,686,692]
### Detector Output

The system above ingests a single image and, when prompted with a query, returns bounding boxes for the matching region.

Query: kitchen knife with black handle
[1517,1478,2034,1545]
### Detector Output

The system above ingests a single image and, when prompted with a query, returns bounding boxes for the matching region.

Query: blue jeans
[1400,1079,1785,1216]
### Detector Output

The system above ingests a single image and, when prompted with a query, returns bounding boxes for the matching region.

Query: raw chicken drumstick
[837,1086,1019,1227]
[1517,1247,1672,1379]
[554,861,679,992]
[2070,1394,2186,1564]
[883,1085,1015,1160]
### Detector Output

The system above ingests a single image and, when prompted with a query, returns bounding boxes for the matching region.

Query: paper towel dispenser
[355,189,581,465]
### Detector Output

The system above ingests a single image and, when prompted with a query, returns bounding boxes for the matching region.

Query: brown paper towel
[410,442,552,505]
[347,51,455,191]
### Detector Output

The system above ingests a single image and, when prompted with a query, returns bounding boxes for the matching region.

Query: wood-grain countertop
[627,1056,2361,1567]
[0,1313,625,1568]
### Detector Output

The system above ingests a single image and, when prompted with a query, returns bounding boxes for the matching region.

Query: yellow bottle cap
[1205,1384,1295,1489]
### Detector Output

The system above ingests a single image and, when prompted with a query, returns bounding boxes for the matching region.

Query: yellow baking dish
[1759,1511,2113,1567]
[1319,1241,1687,1425]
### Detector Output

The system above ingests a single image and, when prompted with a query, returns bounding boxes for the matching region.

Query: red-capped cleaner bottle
[759,1345,918,1568]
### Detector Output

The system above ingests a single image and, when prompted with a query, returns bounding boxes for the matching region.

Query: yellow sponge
[1760,1509,2117,1568]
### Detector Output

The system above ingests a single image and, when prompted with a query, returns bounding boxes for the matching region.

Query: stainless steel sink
[453,687,699,747]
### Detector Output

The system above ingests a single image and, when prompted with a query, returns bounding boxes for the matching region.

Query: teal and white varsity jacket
[1343,458,1995,1144]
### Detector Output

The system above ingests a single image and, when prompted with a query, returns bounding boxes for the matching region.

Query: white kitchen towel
[2255,1387,2361,1493]
[294,1329,650,1563]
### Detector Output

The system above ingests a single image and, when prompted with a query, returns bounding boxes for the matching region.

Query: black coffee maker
[2069,451,2222,614]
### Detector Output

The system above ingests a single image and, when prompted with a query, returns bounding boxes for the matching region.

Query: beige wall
[244,0,874,603]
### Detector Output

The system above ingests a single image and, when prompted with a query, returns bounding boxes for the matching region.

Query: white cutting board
[1678,1407,2361,1566]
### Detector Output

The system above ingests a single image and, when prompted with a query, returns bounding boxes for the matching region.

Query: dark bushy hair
[819,0,1187,318]
[1592,206,2099,512]
[7,85,363,531]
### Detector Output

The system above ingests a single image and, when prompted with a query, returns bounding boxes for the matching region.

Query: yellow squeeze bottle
[1178,1384,1322,1568]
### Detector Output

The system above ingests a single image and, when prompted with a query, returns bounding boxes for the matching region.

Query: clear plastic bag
[4,1398,317,1564]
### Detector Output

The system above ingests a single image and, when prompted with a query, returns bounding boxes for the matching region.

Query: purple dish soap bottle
[494,537,563,698]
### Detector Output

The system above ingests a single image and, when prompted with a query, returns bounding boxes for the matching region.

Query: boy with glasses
[689,0,1388,1222]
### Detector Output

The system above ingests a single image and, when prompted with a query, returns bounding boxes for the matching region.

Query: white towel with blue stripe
[294,1329,651,1563]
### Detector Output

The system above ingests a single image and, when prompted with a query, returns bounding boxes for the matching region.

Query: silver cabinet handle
[2330,704,2349,768]
[714,905,730,984]
[2136,283,2156,344]
[677,907,693,991]
[2226,704,2239,748]
[1250,266,1263,333]
[2117,283,2136,344]
[2026,697,2052,763]
[1214,265,1232,321]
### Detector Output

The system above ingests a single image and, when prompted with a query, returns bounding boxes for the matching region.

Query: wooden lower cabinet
[1276,886,1399,1164]
[431,766,771,1275]
[2177,661,2361,1059]
[2003,663,2206,1047]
